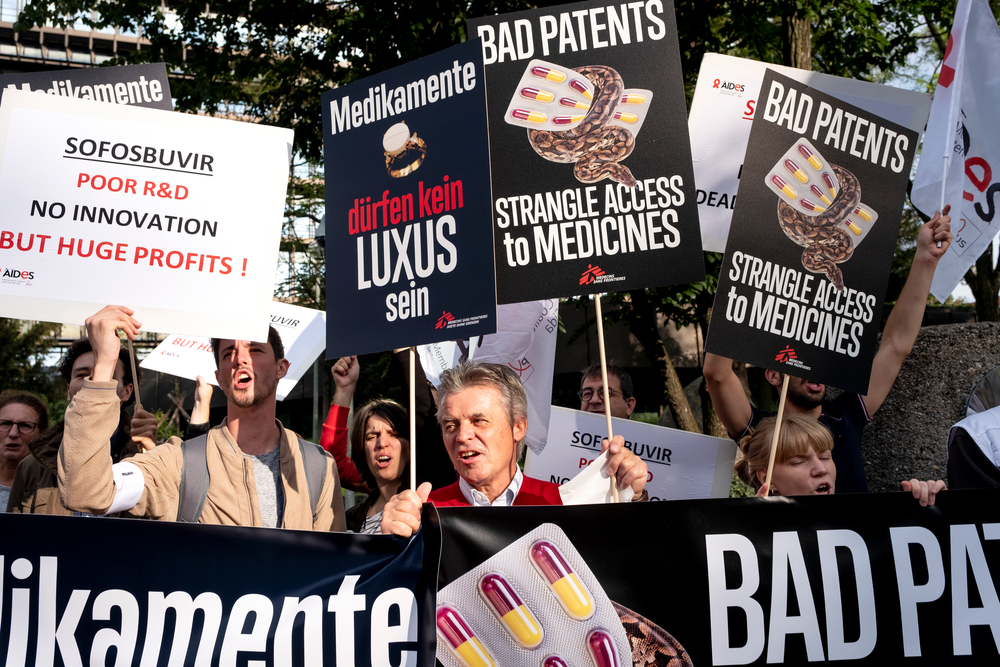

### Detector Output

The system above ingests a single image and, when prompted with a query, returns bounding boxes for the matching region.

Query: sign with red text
[140,302,326,401]
[0,89,292,340]
[524,406,736,500]
[321,39,496,357]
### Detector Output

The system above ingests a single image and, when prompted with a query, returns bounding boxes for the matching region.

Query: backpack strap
[178,434,210,523]
[297,437,327,517]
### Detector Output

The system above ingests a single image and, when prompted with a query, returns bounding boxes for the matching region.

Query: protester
[381,361,649,537]
[705,206,953,493]
[947,405,1000,488]
[0,391,49,512]
[7,341,154,514]
[183,374,214,439]
[737,415,945,505]
[57,305,345,529]
[345,399,412,533]
[579,362,636,419]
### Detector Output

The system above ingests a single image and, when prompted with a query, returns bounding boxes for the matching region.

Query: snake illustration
[777,164,861,292]
[613,602,693,667]
[527,65,638,187]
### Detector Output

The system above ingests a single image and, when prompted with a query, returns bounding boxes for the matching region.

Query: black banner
[437,490,1000,665]
[0,63,173,110]
[467,0,704,304]
[322,39,496,358]
[706,70,917,395]
[0,508,440,666]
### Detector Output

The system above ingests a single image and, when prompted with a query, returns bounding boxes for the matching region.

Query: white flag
[911,0,1000,302]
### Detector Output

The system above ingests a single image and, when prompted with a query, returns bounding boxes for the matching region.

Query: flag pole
[938,154,948,248]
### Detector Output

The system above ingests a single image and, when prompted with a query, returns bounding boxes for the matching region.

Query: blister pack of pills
[436,524,631,667]
[842,202,878,246]
[505,59,653,136]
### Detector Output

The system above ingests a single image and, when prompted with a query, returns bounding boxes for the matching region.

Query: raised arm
[703,352,753,439]
[863,206,951,416]
[320,356,368,492]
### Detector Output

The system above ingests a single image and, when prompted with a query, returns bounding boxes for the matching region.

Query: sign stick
[593,296,620,504]
[409,346,417,493]
[127,338,142,413]
[763,374,790,493]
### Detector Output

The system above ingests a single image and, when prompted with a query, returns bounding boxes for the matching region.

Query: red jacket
[429,475,563,507]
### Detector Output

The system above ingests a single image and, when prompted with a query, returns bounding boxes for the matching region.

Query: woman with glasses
[0,390,49,512]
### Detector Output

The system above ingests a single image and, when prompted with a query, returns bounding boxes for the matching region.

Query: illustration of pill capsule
[512,109,547,123]
[810,185,832,206]
[560,97,591,110]
[436,606,497,667]
[783,159,808,183]
[479,573,544,649]
[569,79,593,99]
[531,66,566,82]
[543,657,570,667]
[822,172,837,197]
[844,219,863,235]
[613,111,638,123]
[529,539,594,620]
[771,175,797,199]
[853,206,872,222]
[798,144,823,170]
[587,629,619,667]
[799,198,826,213]
[620,93,646,104]
[521,87,554,103]
[553,115,585,125]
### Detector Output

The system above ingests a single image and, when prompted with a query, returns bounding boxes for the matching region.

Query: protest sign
[689,53,932,252]
[0,89,292,341]
[467,0,705,304]
[524,406,736,499]
[140,302,326,401]
[0,62,174,110]
[705,70,918,395]
[322,39,496,358]
[0,508,440,666]
[437,489,1000,665]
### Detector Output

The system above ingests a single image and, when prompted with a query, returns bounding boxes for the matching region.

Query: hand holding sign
[600,434,648,496]
[130,408,158,451]
[381,481,432,538]
[85,305,141,383]
[919,205,953,258]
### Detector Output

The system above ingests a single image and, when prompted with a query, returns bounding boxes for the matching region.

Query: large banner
[705,71,918,395]
[140,302,326,401]
[0,509,440,666]
[437,490,1000,665]
[689,53,931,253]
[467,0,705,304]
[524,406,736,499]
[322,39,496,358]
[0,63,174,110]
[0,90,292,341]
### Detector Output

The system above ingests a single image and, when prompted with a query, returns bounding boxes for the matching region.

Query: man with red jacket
[381,361,648,537]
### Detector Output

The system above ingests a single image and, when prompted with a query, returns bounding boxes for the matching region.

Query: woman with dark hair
[0,390,48,512]
[345,399,412,533]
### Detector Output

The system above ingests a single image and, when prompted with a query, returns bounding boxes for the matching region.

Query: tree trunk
[626,291,701,433]
[964,245,1000,321]
[782,11,812,70]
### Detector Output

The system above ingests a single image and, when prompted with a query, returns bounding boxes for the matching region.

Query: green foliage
[730,471,755,498]
[0,318,62,406]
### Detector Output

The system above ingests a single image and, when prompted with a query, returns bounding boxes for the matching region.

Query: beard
[786,382,825,409]
[225,374,278,409]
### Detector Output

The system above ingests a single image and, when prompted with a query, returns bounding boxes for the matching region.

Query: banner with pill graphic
[437,489,1000,666]
[466,0,705,304]
[321,39,496,358]
[0,89,292,341]
[705,70,918,396]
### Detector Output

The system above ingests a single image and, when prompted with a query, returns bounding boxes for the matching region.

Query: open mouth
[457,451,481,463]
[815,483,831,494]
[805,382,823,392]
[235,371,252,389]
[375,455,392,468]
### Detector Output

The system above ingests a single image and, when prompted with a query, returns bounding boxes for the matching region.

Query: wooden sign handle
[593,296,620,504]
[409,346,417,493]
[763,374,790,494]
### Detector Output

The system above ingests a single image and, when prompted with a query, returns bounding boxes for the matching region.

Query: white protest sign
[140,302,325,401]
[0,89,292,340]
[524,406,736,500]
[689,53,931,252]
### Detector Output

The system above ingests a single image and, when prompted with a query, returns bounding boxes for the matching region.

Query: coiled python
[527,65,638,187]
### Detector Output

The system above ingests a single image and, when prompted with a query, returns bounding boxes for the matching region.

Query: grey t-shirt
[245,446,284,528]
[0,484,10,513]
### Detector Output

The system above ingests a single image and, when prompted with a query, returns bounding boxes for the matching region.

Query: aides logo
[1,267,36,286]
[713,78,746,94]
[775,345,811,370]
[579,264,625,286]
[435,311,454,330]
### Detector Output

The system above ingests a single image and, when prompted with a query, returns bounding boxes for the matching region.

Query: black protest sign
[0,508,440,666]
[706,70,918,395]
[322,40,496,358]
[467,0,704,304]
[0,63,173,110]
[437,490,1000,665]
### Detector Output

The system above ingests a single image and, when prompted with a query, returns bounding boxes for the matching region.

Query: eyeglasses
[578,387,622,402]
[0,420,39,434]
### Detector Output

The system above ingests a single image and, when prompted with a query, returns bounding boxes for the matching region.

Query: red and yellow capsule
[620,93,646,104]
[553,115,585,125]
[797,143,823,170]
[560,97,591,110]
[783,159,808,184]
[844,219,863,235]
[529,539,594,620]
[569,79,593,99]
[613,111,638,124]
[853,206,872,222]
[520,87,554,103]
[587,629,620,667]
[822,172,837,198]
[479,573,544,649]
[543,657,570,667]
[771,175,797,199]
[531,66,566,82]
[436,606,496,667]
[512,109,547,124]
[799,198,825,213]
[810,185,832,206]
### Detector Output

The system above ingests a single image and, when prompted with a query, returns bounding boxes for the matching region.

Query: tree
[0,318,62,405]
